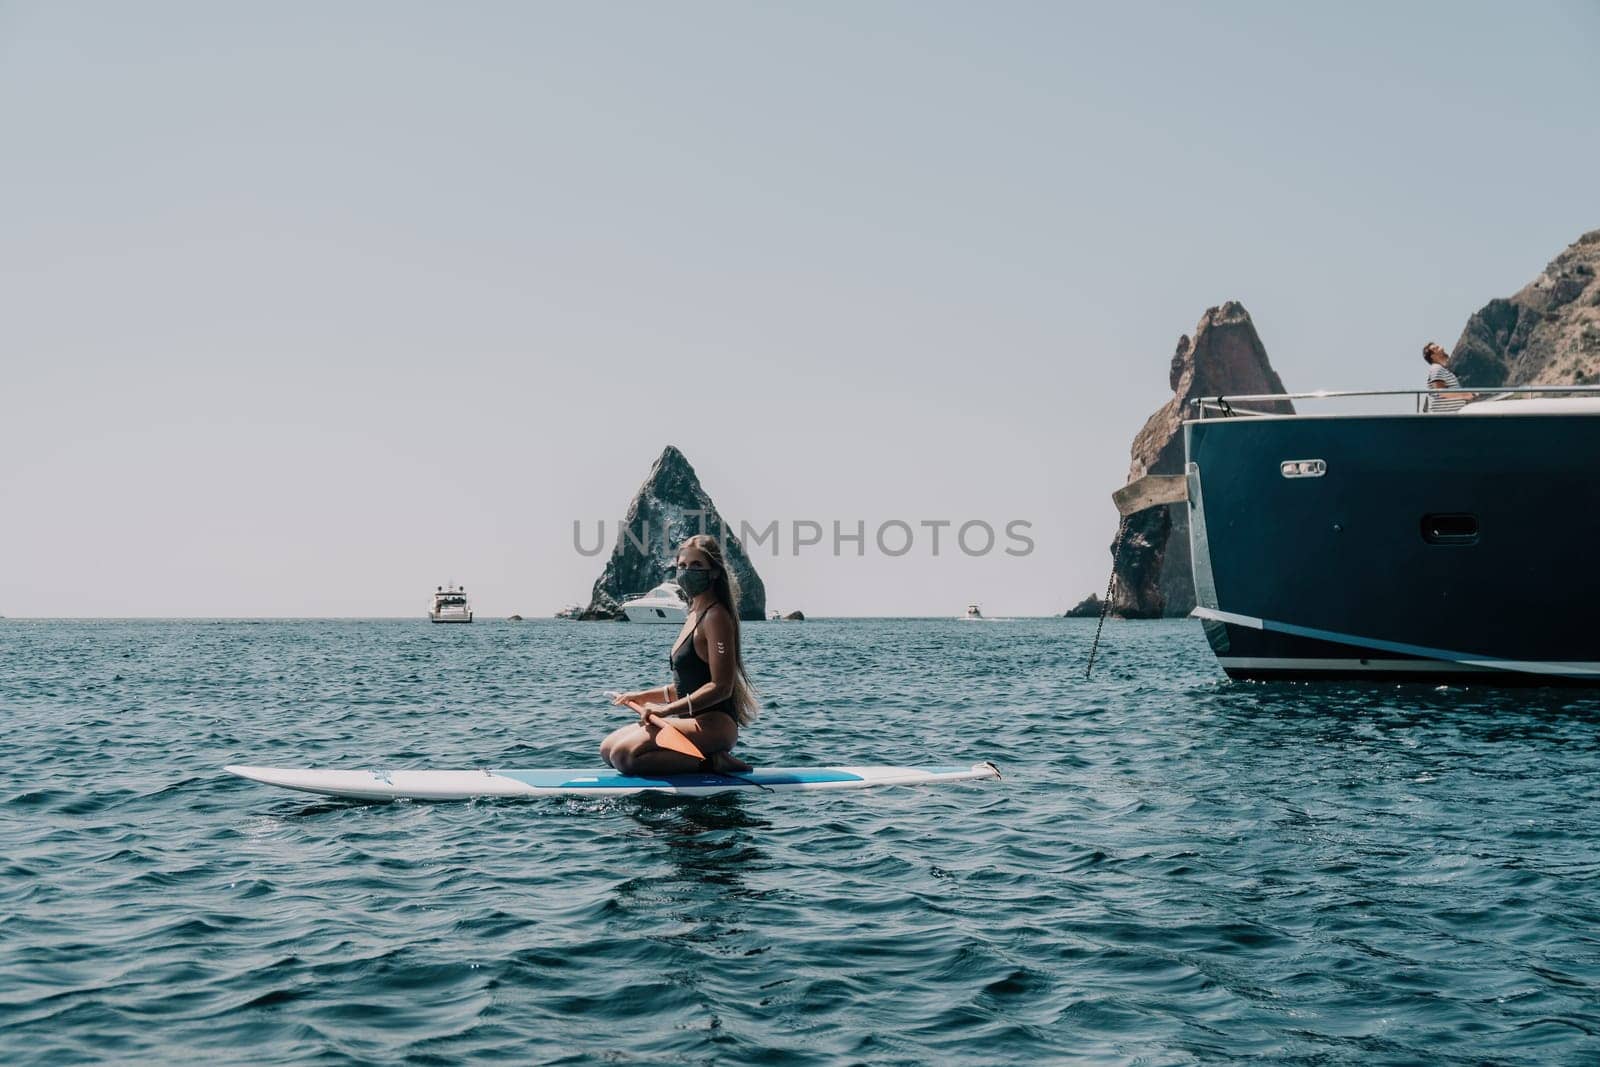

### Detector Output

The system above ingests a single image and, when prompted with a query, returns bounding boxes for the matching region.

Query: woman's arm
[655,609,735,716]
[614,685,674,706]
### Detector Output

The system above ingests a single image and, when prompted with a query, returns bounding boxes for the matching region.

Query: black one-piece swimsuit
[670,612,734,720]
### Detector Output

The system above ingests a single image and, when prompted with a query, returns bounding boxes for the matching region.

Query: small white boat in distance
[963,603,983,619]
[620,582,687,624]
[430,585,473,623]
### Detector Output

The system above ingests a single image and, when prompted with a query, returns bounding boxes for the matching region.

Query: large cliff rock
[580,446,767,621]
[1451,229,1600,387]
[1107,302,1293,618]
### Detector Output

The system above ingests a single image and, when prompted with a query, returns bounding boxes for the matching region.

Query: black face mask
[675,566,715,596]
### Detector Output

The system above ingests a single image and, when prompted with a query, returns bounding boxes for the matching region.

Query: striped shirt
[1426,364,1466,412]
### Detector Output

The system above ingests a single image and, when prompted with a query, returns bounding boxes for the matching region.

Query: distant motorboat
[620,582,688,624]
[430,585,473,624]
[555,604,583,620]
[963,604,983,620]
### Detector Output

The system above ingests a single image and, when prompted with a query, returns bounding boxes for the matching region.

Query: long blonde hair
[682,534,759,725]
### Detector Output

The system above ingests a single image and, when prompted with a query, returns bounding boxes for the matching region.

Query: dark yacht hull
[1184,411,1600,684]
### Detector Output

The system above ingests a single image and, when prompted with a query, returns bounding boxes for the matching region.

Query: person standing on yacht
[1423,342,1469,412]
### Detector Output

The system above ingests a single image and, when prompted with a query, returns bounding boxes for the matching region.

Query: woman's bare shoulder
[698,604,736,638]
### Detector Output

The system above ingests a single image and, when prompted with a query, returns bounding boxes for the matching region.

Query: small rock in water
[1062,594,1102,618]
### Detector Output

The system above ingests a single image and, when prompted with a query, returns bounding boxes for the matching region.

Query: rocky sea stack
[1062,594,1102,618]
[1107,302,1293,618]
[1451,229,1600,387]
[580,446,767,621]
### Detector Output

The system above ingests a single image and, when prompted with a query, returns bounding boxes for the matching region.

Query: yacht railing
[1189,384,1600,419]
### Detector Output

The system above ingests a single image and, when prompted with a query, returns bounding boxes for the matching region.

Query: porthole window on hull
[1421,514,1478,545]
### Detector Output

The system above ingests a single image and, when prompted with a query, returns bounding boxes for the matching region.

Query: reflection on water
[619,796,773,932]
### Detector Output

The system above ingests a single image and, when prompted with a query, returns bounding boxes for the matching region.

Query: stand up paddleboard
[224,762,1000,802]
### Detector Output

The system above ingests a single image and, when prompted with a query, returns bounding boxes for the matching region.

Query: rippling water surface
[3,618,1600,1064]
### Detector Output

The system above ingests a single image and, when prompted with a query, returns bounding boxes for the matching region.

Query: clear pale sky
[4,1,1597,617]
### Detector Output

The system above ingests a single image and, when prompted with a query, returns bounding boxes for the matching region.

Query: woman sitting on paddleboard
[602,534,758,776]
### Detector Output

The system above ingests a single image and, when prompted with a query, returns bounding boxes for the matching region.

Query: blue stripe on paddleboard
[496,769,867,790]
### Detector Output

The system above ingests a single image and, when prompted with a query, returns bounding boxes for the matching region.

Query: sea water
[2,618,1598,1064]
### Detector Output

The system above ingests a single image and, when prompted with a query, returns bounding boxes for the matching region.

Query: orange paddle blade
[623,700,706,760]
[648,715,706,760]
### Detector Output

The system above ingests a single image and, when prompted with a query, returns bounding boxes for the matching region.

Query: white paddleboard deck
[225,762,1000,801]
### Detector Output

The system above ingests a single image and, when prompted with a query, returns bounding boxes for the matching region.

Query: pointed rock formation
[580,446,767,621]
[1451,229,1600,387]
[1107,302,1293,618]
[1062,593,1102,618]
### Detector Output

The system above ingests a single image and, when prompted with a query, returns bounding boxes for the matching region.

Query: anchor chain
[1085,515,1129,679]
